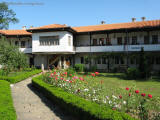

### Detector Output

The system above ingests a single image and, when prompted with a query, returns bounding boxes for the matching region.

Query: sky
[1,0,160,29]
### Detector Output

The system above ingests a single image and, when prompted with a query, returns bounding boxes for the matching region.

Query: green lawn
[0,80,16,120]
[78,73,160,97]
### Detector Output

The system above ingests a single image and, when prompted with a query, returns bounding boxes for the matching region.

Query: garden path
[11,74,76,120]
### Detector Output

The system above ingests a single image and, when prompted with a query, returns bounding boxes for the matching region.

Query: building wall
[32,31,74,53]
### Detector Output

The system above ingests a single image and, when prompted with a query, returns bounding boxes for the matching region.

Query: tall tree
[0,2,18,29]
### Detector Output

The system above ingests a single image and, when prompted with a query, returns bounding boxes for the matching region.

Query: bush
[32,75,135,120]
[0,69,42,83]
[0,80,17,120]
[125,68,140,80]
[74,64,85,72]
[66,67,75,76]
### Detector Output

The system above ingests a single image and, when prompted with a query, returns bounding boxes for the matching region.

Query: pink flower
[126,87,129,90]
[95,72,99,75]
[148,94,152,98]
[73,76,78,79]
[60,78,63,80]
[141,93,146,97]
[135,90,139,94]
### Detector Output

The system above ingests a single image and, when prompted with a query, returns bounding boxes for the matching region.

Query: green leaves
[0,39,28,73]
[0,2,19,29]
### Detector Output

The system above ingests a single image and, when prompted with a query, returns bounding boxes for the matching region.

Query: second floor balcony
[76,44,160,53]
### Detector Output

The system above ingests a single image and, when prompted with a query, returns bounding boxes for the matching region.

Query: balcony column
[89,32,92,70]
[125,30,129,68]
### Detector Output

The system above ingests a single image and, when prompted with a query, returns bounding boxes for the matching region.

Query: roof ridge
[72,19,160,28]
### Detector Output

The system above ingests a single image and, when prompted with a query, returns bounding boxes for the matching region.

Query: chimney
[101,21,106,24]
[30,26,34,29]
[132,18,136,22]
[22,26,26,30]
[141,17,146,21]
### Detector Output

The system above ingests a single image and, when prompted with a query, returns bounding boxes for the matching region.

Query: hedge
[0,80,17,120]
[32,75,136,120]
[0,69,42,83]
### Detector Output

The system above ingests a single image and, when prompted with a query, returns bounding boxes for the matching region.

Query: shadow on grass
[27,83,78,120]
[78,72,160,82]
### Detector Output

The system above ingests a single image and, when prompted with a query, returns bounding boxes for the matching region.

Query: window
[68,36,71,46]
[102,57,106,64]
[132,36,137,45]
[115,56,120,64]
[152,35,158,44]
[144,36,149,44]
[106,37,111,45]
[39,36,59,46]
[93,39,97,46]
[81,57,84,64]
[99,38,105,46]
[15,41,19,46]
[21,41,25,48]
[117,37,122,45]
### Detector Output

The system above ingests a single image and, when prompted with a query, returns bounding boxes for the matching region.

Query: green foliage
[0,80,17,120]
[0,39,28,74]
[74,64,85,72]
[125,68,140,80]
[66,67,75,75]
[0,69,41,83]
[32,76,135,120]
[0,2,19,29]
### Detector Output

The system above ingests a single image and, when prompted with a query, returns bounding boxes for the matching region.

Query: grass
[0,80,17,120]
[78,72,160,97]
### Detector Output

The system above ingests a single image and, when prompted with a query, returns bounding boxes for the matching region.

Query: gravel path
[11,74,77,120]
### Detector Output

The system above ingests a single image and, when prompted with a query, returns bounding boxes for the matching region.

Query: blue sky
[1,0,160,29]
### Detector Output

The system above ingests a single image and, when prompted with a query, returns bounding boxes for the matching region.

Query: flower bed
[0,69,42,83]
[32,75,135,120]
[38,69,160,120]
[0,80,17,120]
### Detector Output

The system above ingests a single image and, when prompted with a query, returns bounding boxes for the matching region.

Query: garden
[32,67,160,120]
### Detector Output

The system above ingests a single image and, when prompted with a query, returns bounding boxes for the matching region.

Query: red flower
[135,90,139,94]
[60,78,63,80]
[53,72,56,75]
[129,93,131,96]
[126,87,129,90]
[148,94,152,98]
[91,73,95,77]
[69,74,72,76]
[69,80,72,83]
[95,72,99,75]
[79,77,84,81]
[64,72,67,75]
[119,95,122,99]
[141,93,146,97]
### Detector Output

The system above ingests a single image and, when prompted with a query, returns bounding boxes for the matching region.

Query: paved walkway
[11,74,76,120]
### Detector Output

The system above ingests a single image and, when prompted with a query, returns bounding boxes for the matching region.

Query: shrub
[125,67,140,80]
[74,64,85,72]
[66,67,75,76]
[0,80,17,120]
[32,76,135,120]
[0,69,41,83]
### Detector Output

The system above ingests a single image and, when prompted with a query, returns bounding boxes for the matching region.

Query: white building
[0,19,160,72]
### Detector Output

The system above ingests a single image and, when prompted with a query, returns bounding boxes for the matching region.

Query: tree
[0,2,19,29]
[0,37,28,74]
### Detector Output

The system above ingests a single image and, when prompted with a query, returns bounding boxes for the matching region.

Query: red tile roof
[29,24,68,30]
[0,30,31,36]
[72,20,160,32]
